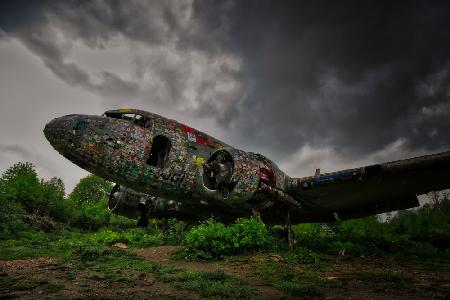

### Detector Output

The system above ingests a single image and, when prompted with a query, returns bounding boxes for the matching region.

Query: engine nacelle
[108,184,149,219]
[108,184,185,220]
[202,148,262,205]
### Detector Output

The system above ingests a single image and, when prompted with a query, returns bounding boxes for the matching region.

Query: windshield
[105,112,151,128]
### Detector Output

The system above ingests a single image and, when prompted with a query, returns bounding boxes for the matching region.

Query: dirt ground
[1,246,449,299]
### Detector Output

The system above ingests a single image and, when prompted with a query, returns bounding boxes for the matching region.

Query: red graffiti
[181,124,211,146]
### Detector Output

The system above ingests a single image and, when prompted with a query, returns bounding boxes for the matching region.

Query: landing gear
[137,203,149,227]
[285,210,295,248]
[137,196,155,228]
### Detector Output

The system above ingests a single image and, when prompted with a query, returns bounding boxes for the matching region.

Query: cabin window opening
[147,135,171,168]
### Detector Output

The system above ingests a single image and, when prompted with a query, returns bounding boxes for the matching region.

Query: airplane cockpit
[104,109,173,170]
[103,110,152,128]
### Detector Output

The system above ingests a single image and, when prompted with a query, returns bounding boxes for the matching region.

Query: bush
[183,217,269,259]
[109,214,138,230]
[90,230,121,245]
[68,197,111,230]
[390,236,437,257]
[119,228,165,247]
[230,218,269,250]
[285,246,320,264]
[328,241,364,256]
[0,218,30,239]
[184,219,232,259]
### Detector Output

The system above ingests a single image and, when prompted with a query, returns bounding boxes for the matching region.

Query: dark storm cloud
[214,0,450,160]
[0,0,239,105]
[1,0,450,172]
[0,0,142,101]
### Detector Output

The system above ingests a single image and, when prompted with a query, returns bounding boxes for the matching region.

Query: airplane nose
[43,115,84,150]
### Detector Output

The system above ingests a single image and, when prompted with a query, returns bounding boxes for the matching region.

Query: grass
[71,246,255,298]
[46,282,65,293]
[64,272,76,280]
[1,218,449,299]
[0,275,44,292]
[358,271,412,284]
[0,228,172,261]
[252,259,325,297]
[154,266,255,299]
[0,274,64,297]
[4,236,255,299]
[357,271,413,292]
[277,281,323,297]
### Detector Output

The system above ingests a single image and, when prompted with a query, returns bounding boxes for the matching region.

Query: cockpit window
[122,113,136,121]
[105,112,151,128]
[147,135,171,169]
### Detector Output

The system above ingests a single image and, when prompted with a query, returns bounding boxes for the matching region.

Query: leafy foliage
[1,162,42,213]
[39,177,67,221]
[183,217,270,259]
[284,246,320,265]
[68,174,112,206]
[0,162,135,231]
[1,160,450,264]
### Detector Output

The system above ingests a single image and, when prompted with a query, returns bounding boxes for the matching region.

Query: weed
[284,246,320,265]
[359,271,412,285]
[78,286,93,293]
[253,260,325,297]
[0,275,48,294]
[153,265,255,299]
[358,271,413,292]
[277,281,323,297]
[64,272,76,280]
[45,282,64,293]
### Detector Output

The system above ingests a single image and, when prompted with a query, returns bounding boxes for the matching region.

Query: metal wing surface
[289,151,450,222]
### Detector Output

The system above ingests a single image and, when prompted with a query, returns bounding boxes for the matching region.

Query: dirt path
[1,247,449,299]
[134,246,283,300]
[0,256,196,299]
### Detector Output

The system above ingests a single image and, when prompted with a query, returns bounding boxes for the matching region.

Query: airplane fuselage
[44,109,291,222]
[46,108,450,225]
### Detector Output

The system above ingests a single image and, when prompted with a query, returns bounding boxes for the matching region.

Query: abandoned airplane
[44,109,450,231]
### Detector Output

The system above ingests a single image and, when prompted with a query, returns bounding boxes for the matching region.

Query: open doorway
[146,135,171,168]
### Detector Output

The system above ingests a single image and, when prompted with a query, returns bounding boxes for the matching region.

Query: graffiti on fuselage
[47,109,274,213]
[80,109,226,199]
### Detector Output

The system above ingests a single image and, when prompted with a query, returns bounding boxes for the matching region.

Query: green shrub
[183,217,269,259]
[230,218,269,250]
[119,228,165,247]
[184,219,232,259]
[0,218,30,239]
[390,236,437,257]
[109,214,137,230]
[284,246,320,264]
[90,230,121,246]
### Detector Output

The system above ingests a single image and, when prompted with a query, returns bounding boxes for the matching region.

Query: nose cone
[43,115,84,151]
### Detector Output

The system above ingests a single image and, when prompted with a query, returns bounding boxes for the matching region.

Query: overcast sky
[1,0,449,194]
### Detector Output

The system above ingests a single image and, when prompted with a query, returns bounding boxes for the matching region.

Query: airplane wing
[288,151,450,222]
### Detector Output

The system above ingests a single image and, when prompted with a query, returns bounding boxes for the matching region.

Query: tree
[67,174,113,230]
[68,174,113,206]
[40,177,66,221]
[1,162,41,213]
